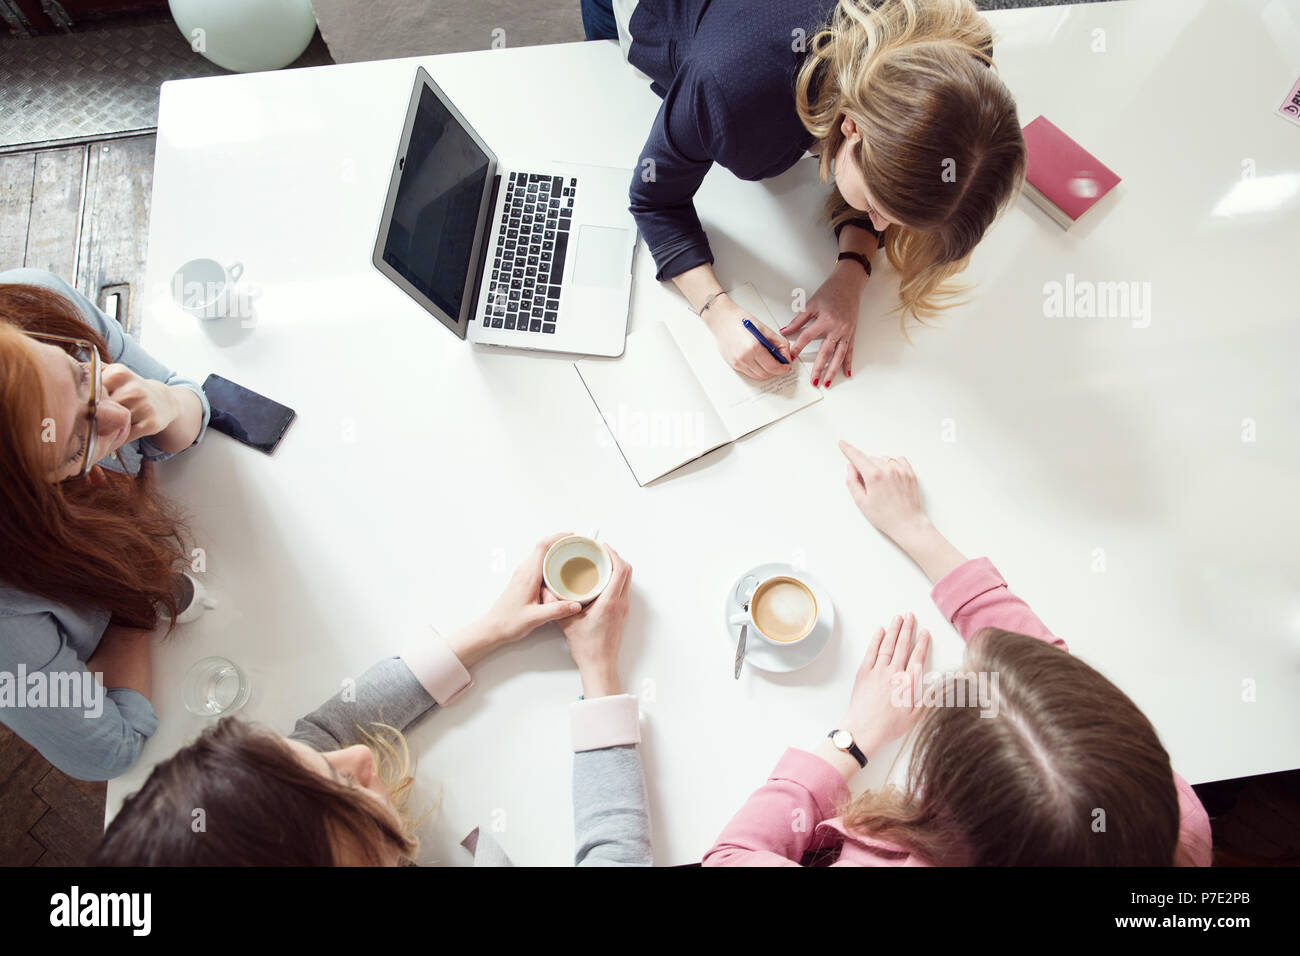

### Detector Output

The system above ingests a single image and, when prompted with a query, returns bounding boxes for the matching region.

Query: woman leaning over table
[702,444,1212,866]
[582,0,1026,386]
[0,268,209,781]
[92,536,651,866]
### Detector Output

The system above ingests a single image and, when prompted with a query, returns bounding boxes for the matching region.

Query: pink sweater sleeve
[703,748,849,867]
[930,557,1067,651]
[932,557,1213,866]
[1173,772,1214,866]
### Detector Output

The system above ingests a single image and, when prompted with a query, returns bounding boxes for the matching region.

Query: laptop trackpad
[571,225,629,289]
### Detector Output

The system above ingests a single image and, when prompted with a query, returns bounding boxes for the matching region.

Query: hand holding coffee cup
[542,535,612,604]
[543,543,632,699]
[730,575,818,646]
[478,533,587,646]
[439,533,587,669]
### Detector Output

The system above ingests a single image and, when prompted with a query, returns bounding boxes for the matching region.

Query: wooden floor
[0,725,106,865]
[1198,772,1300,866]
[0,132,155,334]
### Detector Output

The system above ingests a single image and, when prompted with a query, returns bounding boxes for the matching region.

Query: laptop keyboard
[484,172,576,334]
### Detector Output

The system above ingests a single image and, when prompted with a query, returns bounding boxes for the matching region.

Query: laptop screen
[381,83,490,321]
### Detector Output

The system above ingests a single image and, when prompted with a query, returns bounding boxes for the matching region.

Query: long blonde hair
[358,722,433,857]
[795,0,1027,326]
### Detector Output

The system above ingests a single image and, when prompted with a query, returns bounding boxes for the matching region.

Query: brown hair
[0,283,188,628]
[795,0,1027,325]
[842,629,1186,865]
[90,718,422,866]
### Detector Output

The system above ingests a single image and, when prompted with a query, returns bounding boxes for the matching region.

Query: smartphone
[201,374,296,455]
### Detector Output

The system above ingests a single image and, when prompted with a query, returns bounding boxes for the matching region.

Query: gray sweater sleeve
[573,745,653,866]
[289,657,654,866]
[288,657,436,751]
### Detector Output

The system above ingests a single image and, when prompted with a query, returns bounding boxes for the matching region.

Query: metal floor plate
[0,0,1095,151]
[0,19,331,151]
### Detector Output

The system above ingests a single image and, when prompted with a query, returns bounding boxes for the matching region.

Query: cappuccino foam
[752,579,815,642]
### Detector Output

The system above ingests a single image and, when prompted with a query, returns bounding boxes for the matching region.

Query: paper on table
[660,282,822,440]
[574,322,731,486]
[575,284,823,485]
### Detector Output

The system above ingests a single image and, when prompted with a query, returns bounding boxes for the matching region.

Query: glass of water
[182,656,250,717]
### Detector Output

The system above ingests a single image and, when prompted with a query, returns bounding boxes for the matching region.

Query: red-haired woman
[0,268,209,780]
[703,442,1214,866]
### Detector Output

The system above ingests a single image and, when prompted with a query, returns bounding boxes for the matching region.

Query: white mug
[542,535,612,604]
[164,571,217,626]
[730,575,818,647]
[171,258,244,319]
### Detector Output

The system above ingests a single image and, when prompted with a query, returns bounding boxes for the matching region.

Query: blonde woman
[583,0,1026,386]
[92,535,650,866]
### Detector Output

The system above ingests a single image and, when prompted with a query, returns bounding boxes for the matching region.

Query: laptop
[374,67,637,357]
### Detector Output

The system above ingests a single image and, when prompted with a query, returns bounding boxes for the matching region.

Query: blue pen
[741,318,790,365]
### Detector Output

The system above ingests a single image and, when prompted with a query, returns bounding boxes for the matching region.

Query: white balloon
[169,0,318,74]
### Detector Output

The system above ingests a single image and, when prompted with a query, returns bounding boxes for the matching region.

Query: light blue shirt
[0,268,211,780]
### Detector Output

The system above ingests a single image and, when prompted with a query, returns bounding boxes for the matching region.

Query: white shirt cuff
[569,694,641,752]
[400,629,473,706]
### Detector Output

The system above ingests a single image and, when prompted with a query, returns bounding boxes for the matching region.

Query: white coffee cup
[542,535,612,604]
[171,258,244,319]
[163,571,217,626]
[730,574,818,647]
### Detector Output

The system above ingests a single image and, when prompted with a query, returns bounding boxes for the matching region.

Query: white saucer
[723,562,835,674]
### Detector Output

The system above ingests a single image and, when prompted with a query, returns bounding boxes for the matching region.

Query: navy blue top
[626,0,881,281]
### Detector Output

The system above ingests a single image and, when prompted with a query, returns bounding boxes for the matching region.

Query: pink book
[1021,115,1121,229]
[1278,72,1300,126]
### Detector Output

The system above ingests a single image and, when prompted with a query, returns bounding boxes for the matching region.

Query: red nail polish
[824,380,831,388]
[812,378,819,387]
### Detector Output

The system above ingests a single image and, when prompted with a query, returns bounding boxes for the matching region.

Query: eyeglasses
[26,331,102,480]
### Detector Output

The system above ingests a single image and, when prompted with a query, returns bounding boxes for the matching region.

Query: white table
[108,0,1300,865]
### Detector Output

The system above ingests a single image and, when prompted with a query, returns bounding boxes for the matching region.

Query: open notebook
[575,283,823,485]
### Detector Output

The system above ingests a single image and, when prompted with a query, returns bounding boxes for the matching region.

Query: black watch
[828,729,868,768]
[836,250,872,277]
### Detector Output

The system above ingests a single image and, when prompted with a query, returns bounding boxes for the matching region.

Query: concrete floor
[0,0,1118,150]
[312,0,1116,63]
[0,15,331,151]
